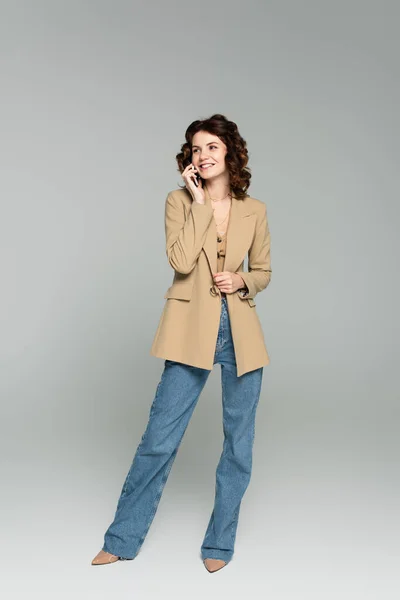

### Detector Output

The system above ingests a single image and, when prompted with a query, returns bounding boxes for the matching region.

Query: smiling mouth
[200,163,215,169]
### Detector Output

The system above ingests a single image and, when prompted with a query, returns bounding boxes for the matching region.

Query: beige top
[214,198,247,298]
[216,230,227,273]
[215,203,230,296]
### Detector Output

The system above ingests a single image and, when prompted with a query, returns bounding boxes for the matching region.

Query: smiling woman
[176,113,252,201]
[92,114,272,574]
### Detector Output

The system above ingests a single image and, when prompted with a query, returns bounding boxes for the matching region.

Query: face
[191,131,228,180]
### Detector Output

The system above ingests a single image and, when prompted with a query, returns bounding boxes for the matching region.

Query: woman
[91,114,272,573]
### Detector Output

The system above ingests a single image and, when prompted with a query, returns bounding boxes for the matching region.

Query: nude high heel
[203,558,228,573]
[91,550,121,565]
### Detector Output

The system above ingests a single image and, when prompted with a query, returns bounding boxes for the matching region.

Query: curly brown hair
[175,113,251,201]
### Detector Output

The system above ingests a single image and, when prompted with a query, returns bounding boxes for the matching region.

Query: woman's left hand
[213,271,246,294]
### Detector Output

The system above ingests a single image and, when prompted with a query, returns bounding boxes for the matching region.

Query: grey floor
[2,368,397,600]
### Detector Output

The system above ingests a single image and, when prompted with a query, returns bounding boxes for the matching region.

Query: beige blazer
[150,187,272,377]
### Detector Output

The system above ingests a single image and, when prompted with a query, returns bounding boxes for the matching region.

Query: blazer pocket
[164,284,193,301]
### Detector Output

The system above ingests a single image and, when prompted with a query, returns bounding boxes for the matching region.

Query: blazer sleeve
[236,203,272,299]
[165,191,214,274]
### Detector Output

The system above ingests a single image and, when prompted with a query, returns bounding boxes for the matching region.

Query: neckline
[214,197,231,239]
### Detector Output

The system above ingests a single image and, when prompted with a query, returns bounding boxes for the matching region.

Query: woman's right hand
[181,163,206,204]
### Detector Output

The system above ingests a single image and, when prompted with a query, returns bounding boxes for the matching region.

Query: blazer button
[217,237,222,243]
[210,285,217,296]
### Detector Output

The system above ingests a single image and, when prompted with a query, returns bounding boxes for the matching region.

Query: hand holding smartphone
[181,163,205,203]
[190,163,200,186]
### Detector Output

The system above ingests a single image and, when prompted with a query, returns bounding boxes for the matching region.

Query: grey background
[1,0,399,598]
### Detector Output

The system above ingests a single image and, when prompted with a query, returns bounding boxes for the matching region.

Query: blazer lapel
[202,189,256,276]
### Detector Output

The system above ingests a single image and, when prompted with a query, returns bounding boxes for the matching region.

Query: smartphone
[191,163,200,187]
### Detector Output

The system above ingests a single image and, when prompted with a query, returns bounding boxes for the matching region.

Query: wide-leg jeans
[102,297,264,562]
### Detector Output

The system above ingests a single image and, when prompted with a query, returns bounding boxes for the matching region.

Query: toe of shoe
[203,558,227,572]
[91,550,120,565]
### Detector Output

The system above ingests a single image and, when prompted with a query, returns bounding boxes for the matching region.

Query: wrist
[236,274,247,290]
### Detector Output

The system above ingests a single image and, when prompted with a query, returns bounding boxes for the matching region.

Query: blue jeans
[102,297,263,562]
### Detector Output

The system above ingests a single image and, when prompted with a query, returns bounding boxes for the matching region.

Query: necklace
[205,183,231,203]
[214,197,232,228]
[211,191,230,203]
[215,212,229,229]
